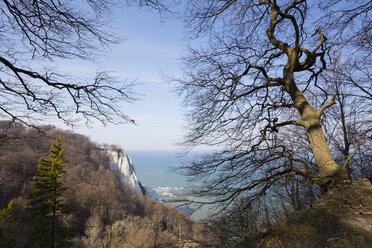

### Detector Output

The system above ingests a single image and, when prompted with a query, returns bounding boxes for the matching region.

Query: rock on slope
[240,178,372,248]
[104,147,143,193]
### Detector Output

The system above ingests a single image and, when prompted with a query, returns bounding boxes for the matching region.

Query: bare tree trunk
[284,48,348,193]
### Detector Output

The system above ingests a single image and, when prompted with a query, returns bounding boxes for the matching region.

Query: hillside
[2,121,370,248]
[0,121,215,247]
[238,178,372,248]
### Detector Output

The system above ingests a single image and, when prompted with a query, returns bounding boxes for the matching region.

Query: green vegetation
[0,201,18,248]
[27,137,74,248]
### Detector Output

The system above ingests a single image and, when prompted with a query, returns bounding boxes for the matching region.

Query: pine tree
[27,137,74,248]
[0,201,18,248]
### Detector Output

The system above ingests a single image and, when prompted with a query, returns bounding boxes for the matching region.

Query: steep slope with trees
[0,121,214,247]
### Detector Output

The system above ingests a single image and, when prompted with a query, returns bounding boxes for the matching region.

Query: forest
[0,121,215,247]
[0,0,371,247]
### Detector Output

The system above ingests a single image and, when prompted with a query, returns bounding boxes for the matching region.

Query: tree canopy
[173,0,371,205]
[0,0,166,126]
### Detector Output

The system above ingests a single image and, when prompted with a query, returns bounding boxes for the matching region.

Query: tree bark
[284,48,347,192]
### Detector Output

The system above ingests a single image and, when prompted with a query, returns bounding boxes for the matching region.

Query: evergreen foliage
[27,137,74,248]
[0,201,18,248]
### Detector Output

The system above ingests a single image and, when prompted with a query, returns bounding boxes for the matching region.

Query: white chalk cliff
[104,147,195,216]
[104,147,142,192]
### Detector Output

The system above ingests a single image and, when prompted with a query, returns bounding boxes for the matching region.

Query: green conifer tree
[0,201,18,248]
[27,137,74,248]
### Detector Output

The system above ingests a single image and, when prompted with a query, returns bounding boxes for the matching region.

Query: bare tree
[322,57,372,180]
[275,56,372,182]
[173,0,371,207]
[0,0,166,127]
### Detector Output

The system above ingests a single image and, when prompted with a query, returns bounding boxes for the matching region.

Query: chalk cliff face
[104,148,142,192]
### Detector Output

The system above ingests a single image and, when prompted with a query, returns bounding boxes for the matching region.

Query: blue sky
[72,7,187,151]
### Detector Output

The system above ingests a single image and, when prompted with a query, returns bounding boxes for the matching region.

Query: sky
[72,6,188,151]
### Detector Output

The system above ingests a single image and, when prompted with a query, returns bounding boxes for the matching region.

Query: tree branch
[343,134,364,169]
[266,2,289,53]
[316,93,337,117]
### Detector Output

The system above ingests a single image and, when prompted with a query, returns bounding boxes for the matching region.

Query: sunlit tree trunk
[283,48,348,192]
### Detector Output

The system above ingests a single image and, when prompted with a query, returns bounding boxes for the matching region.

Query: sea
[127,150,212,220]
[128,150,189,188]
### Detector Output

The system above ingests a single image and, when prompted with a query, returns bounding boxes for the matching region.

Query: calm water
[127,150,190,188]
